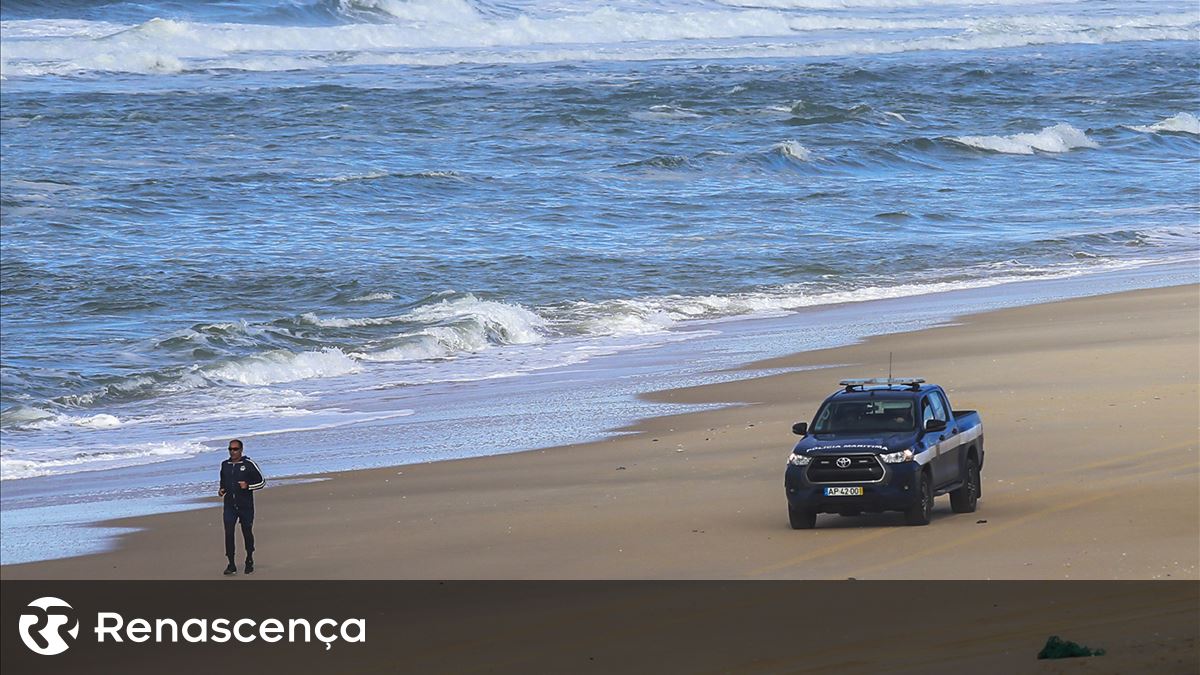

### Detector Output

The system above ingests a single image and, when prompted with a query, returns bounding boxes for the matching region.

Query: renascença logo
[18,597,79,656]
[16,596,365,655]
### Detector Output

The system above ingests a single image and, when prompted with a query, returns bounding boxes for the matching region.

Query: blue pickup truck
[784,378,983,529]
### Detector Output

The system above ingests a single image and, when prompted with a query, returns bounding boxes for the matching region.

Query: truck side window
[921,397,936,425]
[928,393,948,422]
[933,391,952,420]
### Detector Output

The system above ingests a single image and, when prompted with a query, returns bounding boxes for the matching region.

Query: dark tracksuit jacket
[220,457,266,558]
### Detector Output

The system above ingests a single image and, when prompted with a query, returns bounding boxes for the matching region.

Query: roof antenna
[888,352,893,382]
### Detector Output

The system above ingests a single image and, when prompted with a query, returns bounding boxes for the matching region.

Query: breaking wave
[204,347,361,386]
[773,139,814,162]
[1127,112,1200,135]
[0,440,210,480]
[1,6,1195,76]
[950,123,1099,154]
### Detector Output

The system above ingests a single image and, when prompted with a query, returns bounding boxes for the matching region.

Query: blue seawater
[0,0,1198,559]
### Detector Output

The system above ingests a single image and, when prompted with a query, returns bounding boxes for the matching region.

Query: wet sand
[4,284,1197,581]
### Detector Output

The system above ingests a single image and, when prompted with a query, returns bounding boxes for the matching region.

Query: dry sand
[4,284,1198,581]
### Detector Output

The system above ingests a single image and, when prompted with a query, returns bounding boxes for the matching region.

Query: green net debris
[1037,635,1107,659]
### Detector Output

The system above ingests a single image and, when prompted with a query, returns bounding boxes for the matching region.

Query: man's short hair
[230,439,244,450]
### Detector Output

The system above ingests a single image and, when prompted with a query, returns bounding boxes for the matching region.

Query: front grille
[806,454,884,484]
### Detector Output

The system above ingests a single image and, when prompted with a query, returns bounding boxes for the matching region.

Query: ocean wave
[8,296,550,413]
[1127,112,1200,135]
[2,410,126,432]
[332,0,484,24]
[314,170,465,183]
[784,100,872,126]
[631,105,704,121]
[579,310,676,337]
[59,373,172,407]
[558,254,1184,340]
[1,9,1195,76]
[349,292,395,302]
[355,325,490,361]
[313,295,549,361]
[0,440,210,481]
[617,155,694,170]
[950,123,1098,154]
[773,139,814,162]
[204,347,361,385]
[3,245,1190,435]
[298,312,406,328]
[33,413,123,430]
[0,405,57,428]
[404,296,548,345]
[154,320,268,351]
[303,295,546,341]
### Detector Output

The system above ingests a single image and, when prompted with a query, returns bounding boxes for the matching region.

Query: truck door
[925,392,957,487]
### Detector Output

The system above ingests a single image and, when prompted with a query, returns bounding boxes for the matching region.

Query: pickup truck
[784,378,983,529]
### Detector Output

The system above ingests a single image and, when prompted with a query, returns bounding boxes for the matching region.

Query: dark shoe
[223,562,237,576]
[244,558,255,574]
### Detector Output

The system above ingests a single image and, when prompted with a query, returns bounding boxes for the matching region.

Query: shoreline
[3,283,1198,579]
[2,260,1194,565]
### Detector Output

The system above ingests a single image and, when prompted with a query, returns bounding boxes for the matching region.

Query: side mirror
[924,419,947,433]
[792,422,808,436]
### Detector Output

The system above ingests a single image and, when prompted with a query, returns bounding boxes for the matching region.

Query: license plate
[824,487,864,496]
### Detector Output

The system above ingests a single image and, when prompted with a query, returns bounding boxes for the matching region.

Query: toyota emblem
[836,457,852,469]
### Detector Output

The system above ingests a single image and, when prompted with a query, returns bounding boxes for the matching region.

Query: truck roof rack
[839,377,925,392]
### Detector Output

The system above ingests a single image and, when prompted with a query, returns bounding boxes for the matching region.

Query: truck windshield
[812,399,917,434]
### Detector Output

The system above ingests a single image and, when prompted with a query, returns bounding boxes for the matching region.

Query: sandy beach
[4,284,1197,581]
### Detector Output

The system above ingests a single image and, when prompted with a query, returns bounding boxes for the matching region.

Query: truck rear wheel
[905,472,932,526]
[789,505,816,530]
[950,457,980,514]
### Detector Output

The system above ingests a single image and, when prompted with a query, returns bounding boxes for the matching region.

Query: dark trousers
[223,502,255,561]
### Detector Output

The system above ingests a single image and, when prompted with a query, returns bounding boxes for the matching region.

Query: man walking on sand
[218,439,266,575]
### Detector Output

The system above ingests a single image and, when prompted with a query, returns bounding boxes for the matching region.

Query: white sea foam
[346,0,483,23]
[562,255,1164,341]
[40,413,123,430]
[1127,112,1200,135]
[581,310,676,337]
[774,139,814,161]
[305,295,545,342]
[1,9,1194,76]
[310,296,547,362]
[404,296,548,345]
[952,123,1098,154]
[299,312,406,328]
[205,347,361,385]
[219,409,417,441]
[349,292,395,302]
[0,440,210,480]
[355,324,491,362]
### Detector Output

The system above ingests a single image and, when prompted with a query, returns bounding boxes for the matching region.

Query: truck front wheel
[789,505,817,529]
[950,457,980,514]
[905,472,933,526]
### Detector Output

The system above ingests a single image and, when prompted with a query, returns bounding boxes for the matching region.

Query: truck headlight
[788,453,812,466]
[879,449,914,464]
